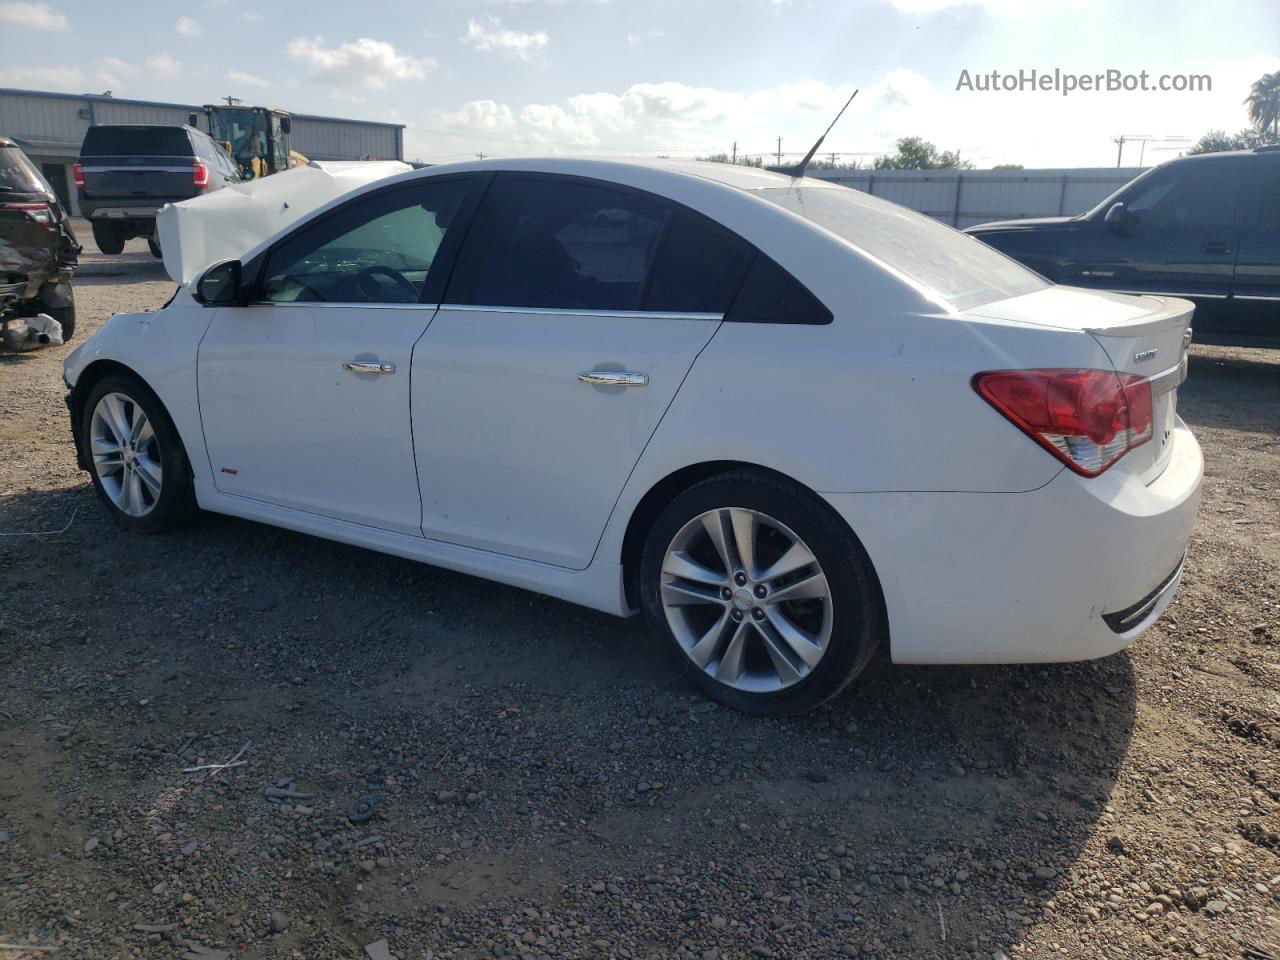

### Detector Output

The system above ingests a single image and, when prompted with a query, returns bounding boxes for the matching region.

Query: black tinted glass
[727,254,832,325]
[261,179,472,304]
[1257,163,1280,230]
[1124,159,1240,229]
[81,126,194,157]
[645,212,752,313]
[453,177,668,311]
[0,146,47,193]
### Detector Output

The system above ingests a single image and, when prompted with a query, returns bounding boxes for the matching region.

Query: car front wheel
[640,471,884,715]
[81,375,196,532]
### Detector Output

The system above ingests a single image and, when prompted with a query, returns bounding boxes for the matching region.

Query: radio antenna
[769,88,858,179]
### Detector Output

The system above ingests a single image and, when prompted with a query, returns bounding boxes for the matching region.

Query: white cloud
[286,36,434,89]
[462,16,549,62]
[0,65,82,91]
[145,52,182,78]
[175,15,202,37]
[228,69,269,87]
[440,99,516,131]
[886,0,1082,12]
[240,10,263,20]
[626,28,664,48]
[0,2,67,29]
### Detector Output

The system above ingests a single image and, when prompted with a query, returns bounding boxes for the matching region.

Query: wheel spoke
[714,618,751,685]
[699,510,735,572]
[753,618,805,686]
[94,455,124,477]
[729,509,758,578]
[686,609,732,668]
[132,414,155,448]
[134,458,162,497]
[762,606,825,669]
[100,395,130,446]
[661,580,724,607]
[663,550,728,586]
[119,468,137,514]
[757,540,817,586]
[766,570,829,605]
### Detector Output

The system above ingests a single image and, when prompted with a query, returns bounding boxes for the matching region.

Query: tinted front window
[80,126,193,157]
[0,146,48,193]
[646,212,752,314]
[1121,159,1241,228]
[451,177,668,311]
[261,180,471,304]
[757,184,1047,310]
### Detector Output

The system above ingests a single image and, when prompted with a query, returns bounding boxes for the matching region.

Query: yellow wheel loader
[191,104,308,181]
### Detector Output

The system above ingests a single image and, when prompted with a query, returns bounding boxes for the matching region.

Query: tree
[1187,127,1279,155]
[991,163,1024,171]
[1245,70,1280,138]
[872,137,973,170]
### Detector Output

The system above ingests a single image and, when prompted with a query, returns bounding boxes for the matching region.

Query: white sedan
[63,158,1203,715]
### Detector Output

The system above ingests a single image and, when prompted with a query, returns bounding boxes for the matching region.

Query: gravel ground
[1,240,1279,960]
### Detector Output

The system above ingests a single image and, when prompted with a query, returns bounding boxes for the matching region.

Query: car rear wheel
[35,287,75,343]
[81,375,196,532]
[147,236,162,259]
[640,471,884,715]
[91,222,124,255]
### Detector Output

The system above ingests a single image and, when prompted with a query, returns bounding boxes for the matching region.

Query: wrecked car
[1,136,79,350]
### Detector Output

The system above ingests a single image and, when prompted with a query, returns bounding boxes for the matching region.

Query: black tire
[147,236,162,259]
[640,471,885,716]
[79,374,197,533]
[37,287,75,343]
[92,221,124,255]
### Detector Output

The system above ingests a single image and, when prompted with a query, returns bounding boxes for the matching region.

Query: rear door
[1230,155,1280,314]
[1074,157,1245,300]
[79,126,197,205]
[412,175,750,569]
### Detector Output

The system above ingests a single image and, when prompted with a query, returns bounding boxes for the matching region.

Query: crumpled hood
[155,160,413,285]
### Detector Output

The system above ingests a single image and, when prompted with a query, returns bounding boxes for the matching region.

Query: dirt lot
[1,240,1279,960]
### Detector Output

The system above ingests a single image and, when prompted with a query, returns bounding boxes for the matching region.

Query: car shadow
[1,481,1137,955]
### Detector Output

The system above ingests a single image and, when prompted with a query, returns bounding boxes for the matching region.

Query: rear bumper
[822,421,1203,664]
[86,206,162,220]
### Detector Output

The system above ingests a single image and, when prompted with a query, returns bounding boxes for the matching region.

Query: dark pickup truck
[75,124,241,256]
[966,147,1280,341]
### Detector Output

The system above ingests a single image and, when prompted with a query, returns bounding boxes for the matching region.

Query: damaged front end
[1,201,80,351]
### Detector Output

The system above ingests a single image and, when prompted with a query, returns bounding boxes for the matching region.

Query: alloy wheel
[660,507,833,693]
[90,392,163,517]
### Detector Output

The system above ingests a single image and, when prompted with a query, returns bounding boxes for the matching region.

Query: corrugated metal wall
[0,90,89,153]
[809,168,1148,228]
[290,117,400,161]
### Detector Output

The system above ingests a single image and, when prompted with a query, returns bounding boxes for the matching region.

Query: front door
[197,176,477,534]
[1073,156,1245,299]
[412,175,741,569]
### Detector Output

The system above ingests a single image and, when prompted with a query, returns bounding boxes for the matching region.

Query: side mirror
[280,116,291,134]
[195,259,243,305]
[1104,201,1133,232]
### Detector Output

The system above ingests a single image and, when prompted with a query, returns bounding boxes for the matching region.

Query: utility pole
[776,136,783,166]
[1113,135,1125,167]
[223,95,241,106]
[731,141,737,164]
[829,151,837,167]
[476,152,486,160]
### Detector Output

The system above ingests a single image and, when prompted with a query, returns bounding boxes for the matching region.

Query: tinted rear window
[81,126,193,157]
[728,253,832,325]
[645,212,753,314]
[757,185,1047,310]
[0,146,47,193]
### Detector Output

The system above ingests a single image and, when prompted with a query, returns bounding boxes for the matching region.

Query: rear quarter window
[757,184,1047,311]
[0,146,48,193]
[80,126,194,157]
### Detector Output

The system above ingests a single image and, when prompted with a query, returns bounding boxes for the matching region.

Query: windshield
[0,145,50,194]
[757,184,1048,310]
[207,108,268,168]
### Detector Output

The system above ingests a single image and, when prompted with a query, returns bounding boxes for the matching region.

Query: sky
[0,0,1277,168]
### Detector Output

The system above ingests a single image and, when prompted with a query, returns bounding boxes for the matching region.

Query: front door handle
[578,370,648,387]
[1202,242,1232,255]
[343,360,395,374]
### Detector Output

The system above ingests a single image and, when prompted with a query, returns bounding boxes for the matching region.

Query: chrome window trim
[439,303,724,321]
[79,165,196,174]
[1231,293,1280,302]
[248,301,441,310]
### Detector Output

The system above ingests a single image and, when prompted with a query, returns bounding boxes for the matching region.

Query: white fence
[808,167,1148,229]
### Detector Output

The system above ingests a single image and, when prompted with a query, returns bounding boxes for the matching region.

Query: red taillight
[192,160,210,190]
[1,201,54,226]
[72,162,84,189]
[974,368,1153,477]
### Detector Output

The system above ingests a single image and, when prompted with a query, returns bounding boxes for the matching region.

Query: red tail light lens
[1,201,54,226]
[192,160,210,189]
[974,369,1153,477]
[72,162,84,189]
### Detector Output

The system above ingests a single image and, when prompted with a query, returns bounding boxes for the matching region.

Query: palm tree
[1245,71,1280,137]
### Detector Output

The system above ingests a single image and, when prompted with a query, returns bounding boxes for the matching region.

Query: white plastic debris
[155,160,413,286]
[0,313,63,351]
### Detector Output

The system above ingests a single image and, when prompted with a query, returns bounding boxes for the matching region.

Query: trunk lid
[969,285,1192,483]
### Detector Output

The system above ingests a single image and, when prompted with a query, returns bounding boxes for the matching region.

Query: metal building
[0,87,405,215]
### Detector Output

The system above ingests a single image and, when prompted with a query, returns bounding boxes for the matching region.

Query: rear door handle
[343,360,395,374]
[1202,242,1232,255]
[578,371,648,387]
